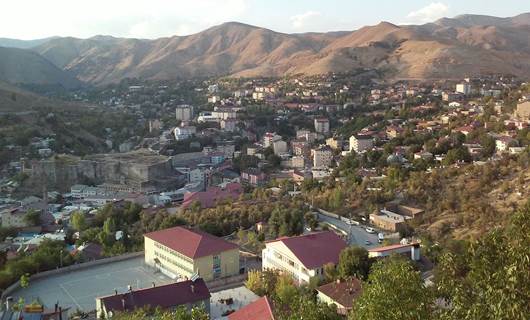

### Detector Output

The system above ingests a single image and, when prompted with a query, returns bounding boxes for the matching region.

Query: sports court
[11,257,173,312]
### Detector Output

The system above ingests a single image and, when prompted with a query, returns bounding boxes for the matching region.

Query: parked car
[365,227,375,234]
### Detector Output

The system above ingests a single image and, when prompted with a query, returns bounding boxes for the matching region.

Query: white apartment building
[262,232,347,285]
[349,135,374,153]
[273,140,288,155]
[174,126,197,141]
[312,146,333,168]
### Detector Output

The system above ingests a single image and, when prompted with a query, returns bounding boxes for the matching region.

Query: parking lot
[317,213,381,248]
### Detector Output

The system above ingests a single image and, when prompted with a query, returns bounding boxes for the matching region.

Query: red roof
[228,296,275,320]
[368,242,419,253]
[98,279,210,313]
[316,278,362,310]
[181,183,243,209]
[268,231,347,269]
[144,226,238,258]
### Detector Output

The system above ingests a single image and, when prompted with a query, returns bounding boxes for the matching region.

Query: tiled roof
[268,231,347,269]
[368,242,419,253]
[181,183,242,209]
[228,296,275,320]
[98,279,210,313]
[317,278,363,309]
[144,226,238,259]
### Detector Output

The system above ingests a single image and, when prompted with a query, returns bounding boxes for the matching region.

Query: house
[228,296,275,320]
[316,278,363,315]
[262,231,347,285]
[349,135,373,153]
[175,105,194,121]
[221,118,238,132]
[368,242,421,261]
[369,209,408,232]
[496,136,518,153]
[325,137,343,150]
[144,226,240,281]
[95,279,211,319]
[272,140,288,155]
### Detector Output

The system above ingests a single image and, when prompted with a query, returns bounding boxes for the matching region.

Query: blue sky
[1,0,530,39]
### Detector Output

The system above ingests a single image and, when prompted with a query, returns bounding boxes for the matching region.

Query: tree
[70,211,87,231]
[435,200,530,320]
[323,262,338,283]
[337,246,372,280]
[351,257,434,320]
[23,209,41,226]
[275,275,297,306]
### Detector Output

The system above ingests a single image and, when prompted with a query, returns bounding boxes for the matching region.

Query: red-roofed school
[262,231,347,285]
[144,226,240,281]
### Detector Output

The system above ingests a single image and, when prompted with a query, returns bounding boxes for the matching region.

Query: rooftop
[98,279,210,313]
[228,296,275,320]
[267,231,347,269]
[317,278,363,309]
[144,226,239,259]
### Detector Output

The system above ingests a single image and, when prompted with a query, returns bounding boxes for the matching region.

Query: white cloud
[0,0,250,39]
[405,2,449,24]
[290,11,322,29]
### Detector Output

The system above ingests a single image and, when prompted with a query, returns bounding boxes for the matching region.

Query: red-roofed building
[262,231,347,285]
[316,278,363,315]
[181,182,243,210]
[228,296,275,320]
[144,227,240,281]
[368,242,421,261]
[96,279,211,319]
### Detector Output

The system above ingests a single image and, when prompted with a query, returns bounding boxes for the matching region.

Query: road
[317,212,381,249]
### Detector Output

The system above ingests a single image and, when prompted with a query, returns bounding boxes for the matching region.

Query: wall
[194,248,240,281]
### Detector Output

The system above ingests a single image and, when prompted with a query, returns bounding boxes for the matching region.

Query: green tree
[351,257,434,320]
[70,211,87,231]
[435,201,530,320]
[338,246,372,280]
[323,262,338,283]
[275,275,297,306]
[23,210,40,226]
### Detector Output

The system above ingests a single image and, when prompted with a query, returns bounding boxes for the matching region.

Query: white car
[365,227,375,234]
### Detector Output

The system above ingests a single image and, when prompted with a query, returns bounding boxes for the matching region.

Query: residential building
[456,83,472,95]
[174,126,196,141]
[515,100,530,120]
[175,105,194,121]
[369,209,408,232]
[496,136,518,152]
[262,231,347,285]
[326,137,343,150]
[273,140,288,155]
[312,146,333,168]
[228,296,275,320]
[291,156,305,168]
[241,169,267,186]
[314,118,330,134]
[263,132,281,148]
[144,226,240,281]
[349,135,373,153]
[316,278,363,315]
[96,279,211,319]
[221,118,238,132]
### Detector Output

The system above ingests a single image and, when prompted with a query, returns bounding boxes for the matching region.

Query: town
[0,69,529,319]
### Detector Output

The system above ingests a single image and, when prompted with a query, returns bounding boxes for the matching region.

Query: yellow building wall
[145,236,239,281]
[194,248,239,281]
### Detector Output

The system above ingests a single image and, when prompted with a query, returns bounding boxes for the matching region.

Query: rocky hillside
[4,13,530,85]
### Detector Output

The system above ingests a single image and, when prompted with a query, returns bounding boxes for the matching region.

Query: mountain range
[1,13,530,86]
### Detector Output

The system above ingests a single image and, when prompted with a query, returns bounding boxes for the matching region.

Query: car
[365,227,375,233]
[365,240,371,245]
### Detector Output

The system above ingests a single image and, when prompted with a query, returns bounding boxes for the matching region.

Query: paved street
[317,212,381,249]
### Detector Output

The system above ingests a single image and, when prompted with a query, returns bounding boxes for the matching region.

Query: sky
[1,0,530,40]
